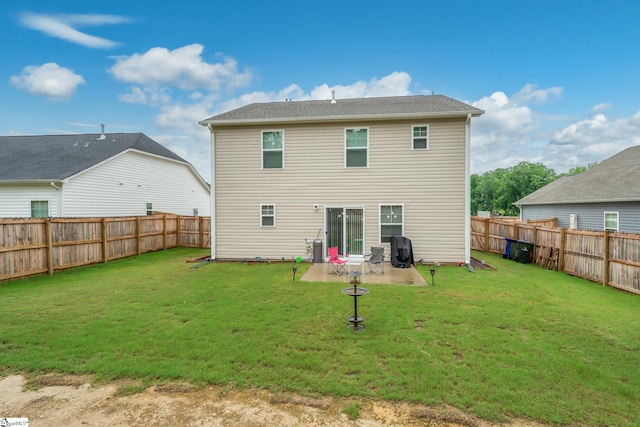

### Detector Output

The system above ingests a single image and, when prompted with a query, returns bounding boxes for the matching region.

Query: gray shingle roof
[0,133,188,181]
[516,144,640,205]
[199,94,483,125]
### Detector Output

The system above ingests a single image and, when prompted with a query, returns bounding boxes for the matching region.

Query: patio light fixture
[430,268,436,286]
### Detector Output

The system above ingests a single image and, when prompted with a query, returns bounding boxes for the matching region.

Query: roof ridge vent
[97,123,106,140]
[330,90,337,104]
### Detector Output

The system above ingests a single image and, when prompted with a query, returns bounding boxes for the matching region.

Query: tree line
[471,162,594,217]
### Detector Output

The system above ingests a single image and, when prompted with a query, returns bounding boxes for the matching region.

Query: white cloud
[118,86,172,106]
[592,102,611,113]
[472,91,533,135]
[469,83,640,174]
[18,12,132,49]
[511,83,563,105]
[546,109,640,169]
[10,62,85,99]
[153,99,216,180]
[309,72,412,100]
[469,85,563,173]
[110,44,252,95]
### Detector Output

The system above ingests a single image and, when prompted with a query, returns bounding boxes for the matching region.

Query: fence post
[199,216,205,248]
[558,228,565,272]
[163,215,167,250]
[45,218,54,276]
[603,230,610,287]
[102,217,108,263]
[484,217,490,252]
[532,225,538,261]
[177,215,182,247]
[136,216,141,255]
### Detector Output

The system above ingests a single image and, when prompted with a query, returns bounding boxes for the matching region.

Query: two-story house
[199,94,484,264]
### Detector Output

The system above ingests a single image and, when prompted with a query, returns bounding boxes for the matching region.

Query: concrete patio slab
[300,262,427,286]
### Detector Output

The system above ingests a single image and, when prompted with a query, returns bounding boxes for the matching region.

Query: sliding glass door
[326,207,364,256]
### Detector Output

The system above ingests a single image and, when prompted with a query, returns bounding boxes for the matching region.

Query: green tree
[558,162,598,178]
[499,162,557,215]
[471,162,557,216]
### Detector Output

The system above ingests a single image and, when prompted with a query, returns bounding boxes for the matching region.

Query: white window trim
[261,130,285,170]
[411,124,430,150]
[604,211,619,231]
[260,204,276,227]
[344,127,369,168]
[378,203,404,244]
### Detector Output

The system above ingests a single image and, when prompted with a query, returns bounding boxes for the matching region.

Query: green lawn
[1,248,639,426]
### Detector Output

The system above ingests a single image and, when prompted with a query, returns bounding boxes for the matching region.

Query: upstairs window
[262,130,284,169]
[345,128,368,167]
[146,203,153,215]
[380,204,404,243]
[604,212,619,231]
[261,204,276,227]
[412,125,429,150]
[31,200,49,218]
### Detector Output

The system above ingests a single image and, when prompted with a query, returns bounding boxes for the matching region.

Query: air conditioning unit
[569,214,578,229]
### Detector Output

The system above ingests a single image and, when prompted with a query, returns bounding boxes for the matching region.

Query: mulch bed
[469,256,495,270]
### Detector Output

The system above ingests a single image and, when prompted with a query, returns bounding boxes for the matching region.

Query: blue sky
[2,0,640,179]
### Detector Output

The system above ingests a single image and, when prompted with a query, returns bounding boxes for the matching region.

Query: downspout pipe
[208,124,216,260]
[50,181,62,217]
[464,114,472,265]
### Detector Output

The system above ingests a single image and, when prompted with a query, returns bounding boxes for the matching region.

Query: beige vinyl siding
[213,118,466,263]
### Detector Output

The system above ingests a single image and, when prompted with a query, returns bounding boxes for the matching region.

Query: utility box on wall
[569,214,578,229]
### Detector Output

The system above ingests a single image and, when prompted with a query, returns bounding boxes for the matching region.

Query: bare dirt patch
[0,374,548,426]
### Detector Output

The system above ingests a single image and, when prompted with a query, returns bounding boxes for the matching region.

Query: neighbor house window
[146,203,153,216]
[261,204,276,227]
[345,128,368,167]
[604,212,619,231]
[412,125,429,150]
[262,130,284,169]
[31,200,48,218]
[380,204,403,243]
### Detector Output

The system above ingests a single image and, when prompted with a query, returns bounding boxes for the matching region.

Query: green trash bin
[514,240,534,263]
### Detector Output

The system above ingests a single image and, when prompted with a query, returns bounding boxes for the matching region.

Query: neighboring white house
[515,144,640,233]
[199,94,484,264]
[0,132,211,218]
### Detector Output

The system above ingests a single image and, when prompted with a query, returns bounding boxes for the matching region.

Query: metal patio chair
[366,247,385,275]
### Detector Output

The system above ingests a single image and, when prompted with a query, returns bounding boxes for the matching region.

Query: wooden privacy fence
[471,216,640,295]
[0,215,211,282]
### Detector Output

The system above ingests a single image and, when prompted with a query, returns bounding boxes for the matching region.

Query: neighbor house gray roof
[199,94,484,126]
[0,133,188,181]
[516,144,640,205]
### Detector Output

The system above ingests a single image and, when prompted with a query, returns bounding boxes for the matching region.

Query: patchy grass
[1,247,639,425]
[343,402,361,420]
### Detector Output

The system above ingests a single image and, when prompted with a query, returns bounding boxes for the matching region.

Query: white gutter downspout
[464,114,472,265]
[50,182,62,217]
[208,124,216,260]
